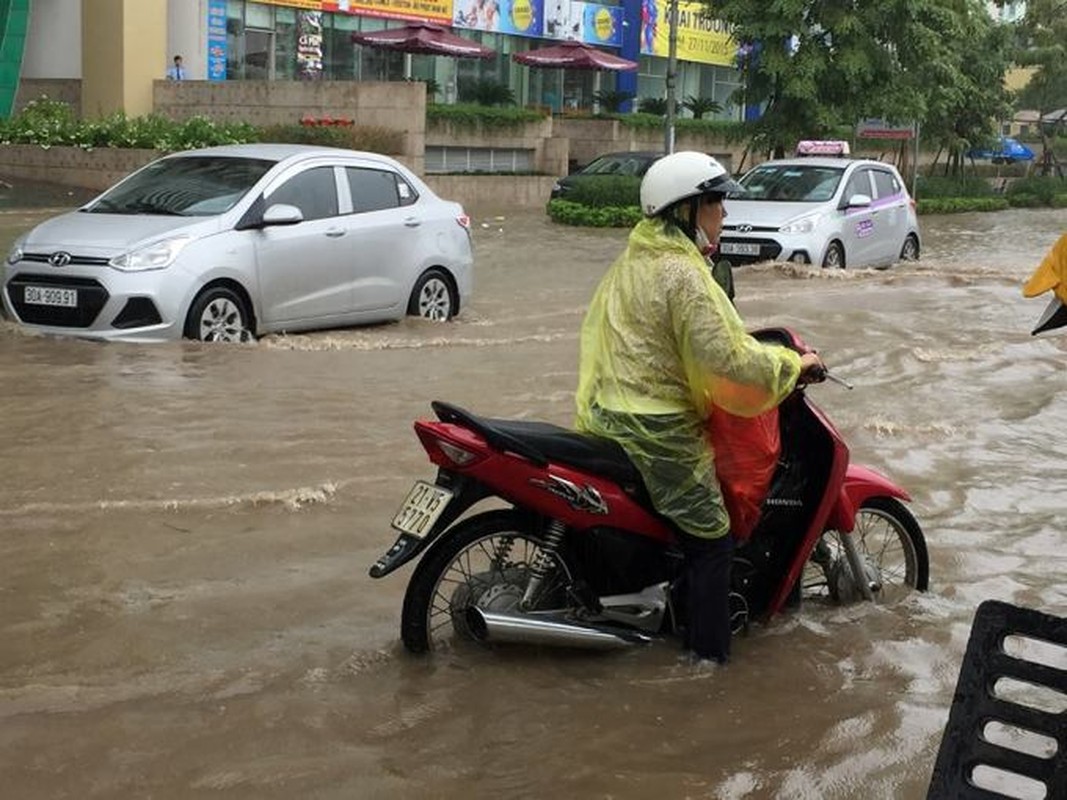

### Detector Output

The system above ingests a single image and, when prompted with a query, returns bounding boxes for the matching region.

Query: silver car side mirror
[845,193,872,209]
[262,203,304,227]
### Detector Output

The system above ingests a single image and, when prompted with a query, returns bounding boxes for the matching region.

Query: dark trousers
[676,531,734,663]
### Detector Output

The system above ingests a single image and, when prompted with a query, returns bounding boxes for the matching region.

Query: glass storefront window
[274,7,297,80]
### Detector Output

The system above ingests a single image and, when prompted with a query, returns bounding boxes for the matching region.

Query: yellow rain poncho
[575,217,802,540]
[1024,233,1067,305]
[1023,233,1067,335]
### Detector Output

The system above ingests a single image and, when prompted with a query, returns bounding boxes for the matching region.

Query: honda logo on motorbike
[529,475,608,515]
[49,251,72,267]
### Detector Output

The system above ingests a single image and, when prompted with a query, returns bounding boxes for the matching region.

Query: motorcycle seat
[431,401,646,492]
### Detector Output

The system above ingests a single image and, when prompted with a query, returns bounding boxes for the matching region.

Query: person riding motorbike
[574,151,825,664]
[1023,232,1067,335]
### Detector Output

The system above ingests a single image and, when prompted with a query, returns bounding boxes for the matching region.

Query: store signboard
[207,0,228,81]
[257,0,453,24]
[639,0,736,67]
[452,0,620,47]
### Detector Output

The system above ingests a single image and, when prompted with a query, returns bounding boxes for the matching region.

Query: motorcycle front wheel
[400,509,575,654]
[804,496,929,603]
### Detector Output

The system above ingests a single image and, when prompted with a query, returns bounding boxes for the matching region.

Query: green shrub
[916,197,1009,214]
[916,175,994,199]
[426,103,547,130]
[547,198,641,227]
[592,90,633,113]
[1007,192,1044,208]
[563,175,641,208]
[637,97,667,116]
[1052,193,1067,208]
[0,96,80,145]
[1006,176,1067,205]
[257,123,403,154]
[682,96,722,120]
[457,79,514,107]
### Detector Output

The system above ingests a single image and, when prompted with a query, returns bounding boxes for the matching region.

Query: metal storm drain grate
[928,600,1067,799]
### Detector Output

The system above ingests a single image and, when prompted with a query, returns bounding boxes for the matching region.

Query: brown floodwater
[1,203,1066,799]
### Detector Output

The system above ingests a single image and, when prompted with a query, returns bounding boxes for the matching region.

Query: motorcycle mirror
[824,371,854,390]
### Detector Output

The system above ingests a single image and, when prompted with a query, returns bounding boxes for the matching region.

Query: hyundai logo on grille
[736,224,753,233]
[48,251,72,267]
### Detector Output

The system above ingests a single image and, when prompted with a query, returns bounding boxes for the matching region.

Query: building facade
[18,0,745,119]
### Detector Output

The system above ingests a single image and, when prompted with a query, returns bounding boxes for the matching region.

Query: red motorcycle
[371,329,930,654]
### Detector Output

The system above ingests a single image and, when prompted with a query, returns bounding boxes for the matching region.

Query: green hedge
[0,95,404,153]
[562,175,641,208]
[916,197,1010,214]
[915,175,994,199]
[426,103,547,130]
[547,198,641,227]
[1005,176,1067,205]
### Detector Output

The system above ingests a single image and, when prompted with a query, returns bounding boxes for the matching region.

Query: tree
[705,0,1012,175]
[1000,0,1067,176]
[682,96,723,119]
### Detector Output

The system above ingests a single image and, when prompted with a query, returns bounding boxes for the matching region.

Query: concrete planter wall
[554,117,746,171]
[426,116,567,175]
[154,80,427,174]
[0,144,556,210]
[0,144,157,192]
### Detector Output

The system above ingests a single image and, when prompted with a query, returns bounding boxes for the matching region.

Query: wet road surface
[2,202,1066,799]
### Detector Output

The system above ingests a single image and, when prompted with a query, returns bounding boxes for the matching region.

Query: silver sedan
[3,144,474,342]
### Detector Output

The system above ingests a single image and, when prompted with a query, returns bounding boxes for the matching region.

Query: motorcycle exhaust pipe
[466,607,652,650]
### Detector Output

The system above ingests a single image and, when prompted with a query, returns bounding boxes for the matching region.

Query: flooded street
[2,202,1066,799]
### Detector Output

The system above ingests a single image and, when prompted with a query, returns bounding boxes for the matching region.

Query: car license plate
[391,481,453,537]
[24,285,78,307]
[721,242,761,256]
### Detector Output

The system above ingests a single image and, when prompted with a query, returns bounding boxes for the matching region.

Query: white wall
[23,0,82,78]
[167,0,208,80]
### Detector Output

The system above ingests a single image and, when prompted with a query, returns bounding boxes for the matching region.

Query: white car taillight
[438,440,477,466]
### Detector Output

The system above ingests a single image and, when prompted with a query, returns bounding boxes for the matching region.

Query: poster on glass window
[297,11,324,78]
[453,0,540,36]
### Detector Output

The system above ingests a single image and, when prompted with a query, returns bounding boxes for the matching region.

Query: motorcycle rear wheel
[400,510,575,654]
[804,496,929,602]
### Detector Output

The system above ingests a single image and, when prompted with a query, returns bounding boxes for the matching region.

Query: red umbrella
[351,23,495,60]
[512,41,637,72]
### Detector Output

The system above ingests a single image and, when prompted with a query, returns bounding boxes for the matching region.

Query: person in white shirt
[167,55,185,81]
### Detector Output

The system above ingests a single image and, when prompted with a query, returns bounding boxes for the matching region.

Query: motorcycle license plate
[391,481,453,537]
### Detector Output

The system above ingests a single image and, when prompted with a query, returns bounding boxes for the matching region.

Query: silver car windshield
[83,156,276,217]
[737,164,845,202]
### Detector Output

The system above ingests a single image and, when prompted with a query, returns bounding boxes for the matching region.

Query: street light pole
[664,0,679,154]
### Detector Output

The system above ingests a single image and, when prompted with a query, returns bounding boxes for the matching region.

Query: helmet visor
[697,173,745,197]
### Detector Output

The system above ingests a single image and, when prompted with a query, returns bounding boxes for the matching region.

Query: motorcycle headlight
[6,240,24,265]
[779,215,820,235]
[110,236,192,272]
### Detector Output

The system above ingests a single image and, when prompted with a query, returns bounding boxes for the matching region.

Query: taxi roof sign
[795,140,851,157]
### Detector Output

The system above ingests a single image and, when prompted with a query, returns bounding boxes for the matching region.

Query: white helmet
[639,151,744,217]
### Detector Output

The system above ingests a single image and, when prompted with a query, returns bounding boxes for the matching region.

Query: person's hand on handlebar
[798,352,827,384]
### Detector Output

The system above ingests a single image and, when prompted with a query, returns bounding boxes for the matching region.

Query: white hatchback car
[720,155,920,269]
[3,144,473,342]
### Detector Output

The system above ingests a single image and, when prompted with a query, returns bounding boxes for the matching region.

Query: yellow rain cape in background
[1024,233,1067,305]
[575,217,802,539]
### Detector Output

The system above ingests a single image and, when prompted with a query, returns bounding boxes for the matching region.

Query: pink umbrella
[512,41,638,72]
[352,23,495,60]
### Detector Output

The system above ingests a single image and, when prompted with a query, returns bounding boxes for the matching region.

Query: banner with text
[639,0,736,67]
[452,0,621,47]
[258,0,453,24]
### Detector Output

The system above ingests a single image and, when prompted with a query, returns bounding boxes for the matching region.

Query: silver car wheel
[199,297,248,343]
[417,276,452,321]
[822,241,845,269]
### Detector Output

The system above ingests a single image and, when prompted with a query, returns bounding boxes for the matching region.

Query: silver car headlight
[110,236,192,272]
[6,240,24,265]
[779,215,820,235]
